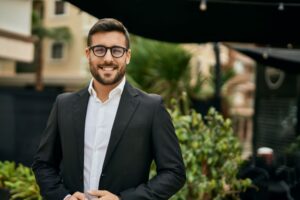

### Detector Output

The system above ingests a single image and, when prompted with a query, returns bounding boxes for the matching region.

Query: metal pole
[213,42,221,111]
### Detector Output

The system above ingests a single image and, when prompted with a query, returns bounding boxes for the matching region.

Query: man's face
[86,31,131,86]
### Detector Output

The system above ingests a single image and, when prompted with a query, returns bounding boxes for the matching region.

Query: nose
[103,49,113,62]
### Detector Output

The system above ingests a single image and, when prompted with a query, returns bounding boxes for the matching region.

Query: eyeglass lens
[92,46,126,58]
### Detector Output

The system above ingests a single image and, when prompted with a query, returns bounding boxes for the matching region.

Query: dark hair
[87,18,130,48]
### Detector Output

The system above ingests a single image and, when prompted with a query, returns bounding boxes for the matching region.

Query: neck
[93,79,122,102]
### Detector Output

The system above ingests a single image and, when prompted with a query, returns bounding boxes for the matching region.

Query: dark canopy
[65,0,300,71]
[230,45,300,73]
[66,0,300,47]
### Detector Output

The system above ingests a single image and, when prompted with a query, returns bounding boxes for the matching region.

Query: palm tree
[32,3,72,91]
[127,35,191,104]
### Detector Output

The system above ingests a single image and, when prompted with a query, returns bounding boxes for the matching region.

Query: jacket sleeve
[120,97,186,200]
[32,97,69,200]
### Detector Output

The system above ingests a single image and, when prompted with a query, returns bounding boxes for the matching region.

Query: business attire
[32,80,186,200]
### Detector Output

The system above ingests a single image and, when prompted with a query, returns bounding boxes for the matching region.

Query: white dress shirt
[83,77,125,192]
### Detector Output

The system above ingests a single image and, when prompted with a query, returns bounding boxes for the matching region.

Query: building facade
[0,0,34,76]
[0,0,98,90]
[41,0,97,90]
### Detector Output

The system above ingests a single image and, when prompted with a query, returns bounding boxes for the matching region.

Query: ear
[85,47,90,59]
[126,49,131,65]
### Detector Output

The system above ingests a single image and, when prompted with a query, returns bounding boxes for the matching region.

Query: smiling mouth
[98,66,117,71]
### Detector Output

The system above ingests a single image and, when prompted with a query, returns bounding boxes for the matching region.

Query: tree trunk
[201,160,212,200]
[201,159,208,176]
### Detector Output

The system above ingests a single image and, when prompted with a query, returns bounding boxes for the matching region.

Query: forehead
[90,31,126,47]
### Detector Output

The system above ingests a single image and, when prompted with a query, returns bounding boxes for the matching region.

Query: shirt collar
[88,77,126,100]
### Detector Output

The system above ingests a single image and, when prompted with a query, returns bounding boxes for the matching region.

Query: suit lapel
[102,82,139,170]
[72,87,90,176]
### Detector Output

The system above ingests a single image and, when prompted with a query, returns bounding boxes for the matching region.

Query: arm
[32,97,69,200]
[120,97,186,200]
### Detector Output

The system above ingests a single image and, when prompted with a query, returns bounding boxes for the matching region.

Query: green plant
[285,134,300,155]
[159,98,251,200]
[0,161,42,200]
[127,35,191,104]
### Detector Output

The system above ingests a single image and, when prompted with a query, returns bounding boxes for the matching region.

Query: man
[32,18,186,200]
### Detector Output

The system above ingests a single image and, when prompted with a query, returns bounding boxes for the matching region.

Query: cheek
[89,57,101,66]
[89,56,96,64]
[120,63,127,72]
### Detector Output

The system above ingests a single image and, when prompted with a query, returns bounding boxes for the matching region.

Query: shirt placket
[90,100,105,189]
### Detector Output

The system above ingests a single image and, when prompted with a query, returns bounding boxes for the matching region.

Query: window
[54,0,65,15]
[51,42,64,59]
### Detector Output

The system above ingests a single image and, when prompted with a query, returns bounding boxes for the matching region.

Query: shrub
[0,161,41,200]
[166,98,251,200]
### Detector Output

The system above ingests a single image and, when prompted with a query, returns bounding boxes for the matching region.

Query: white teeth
[102,67,114,71]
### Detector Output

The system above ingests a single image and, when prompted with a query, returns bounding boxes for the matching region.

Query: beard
[89,58,126,86]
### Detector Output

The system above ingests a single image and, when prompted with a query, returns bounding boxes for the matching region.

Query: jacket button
[101,173,105,177]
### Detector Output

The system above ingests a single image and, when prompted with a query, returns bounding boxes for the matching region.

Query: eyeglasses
[89,45,128,58]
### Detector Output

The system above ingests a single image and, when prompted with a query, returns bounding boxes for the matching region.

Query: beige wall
[0,0,32,36]
[0,35,34,62]
[0,0,34,64]
[0,60,15,76]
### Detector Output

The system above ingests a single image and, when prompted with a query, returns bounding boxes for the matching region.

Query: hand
[88,190,120,200]
[67,191,85,200]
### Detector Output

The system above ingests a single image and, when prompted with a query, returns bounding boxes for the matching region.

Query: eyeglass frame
[88,45,128,58]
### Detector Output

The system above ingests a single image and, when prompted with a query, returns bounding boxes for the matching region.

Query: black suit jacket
[32,82,186,200]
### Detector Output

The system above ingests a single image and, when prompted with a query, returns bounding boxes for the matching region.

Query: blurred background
[1,0,300,199]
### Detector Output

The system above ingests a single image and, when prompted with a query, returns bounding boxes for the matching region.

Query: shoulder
[139,90,162,104]
[127,83,164,107]
[56,87,88,103]
[56,92,73,101]
[56,92,75,103]
[127,83,161,100]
